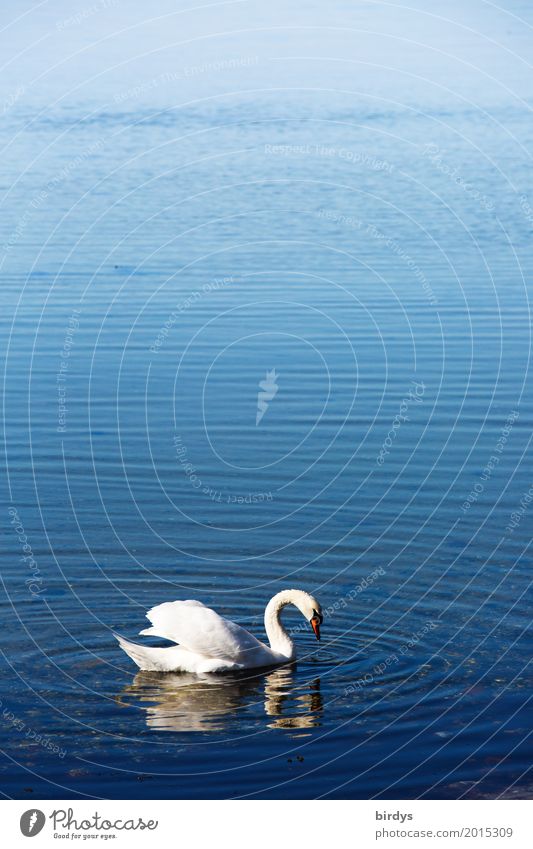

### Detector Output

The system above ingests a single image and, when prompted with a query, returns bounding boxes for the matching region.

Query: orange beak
[311,617,321,641]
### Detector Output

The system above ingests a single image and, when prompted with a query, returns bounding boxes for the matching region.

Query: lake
[0,0,532,799]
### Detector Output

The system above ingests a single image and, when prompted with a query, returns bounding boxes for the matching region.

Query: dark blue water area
[0,0,532,799]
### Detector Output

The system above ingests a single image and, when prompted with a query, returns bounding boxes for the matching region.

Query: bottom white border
[3,799,532,848]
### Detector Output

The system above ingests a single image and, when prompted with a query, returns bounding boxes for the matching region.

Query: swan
[115,588,323,674]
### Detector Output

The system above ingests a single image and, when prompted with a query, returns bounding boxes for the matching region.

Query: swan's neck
[264,590,301,659]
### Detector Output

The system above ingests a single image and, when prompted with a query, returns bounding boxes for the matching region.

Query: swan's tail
[114,633,188,672]
[114,633,241,674]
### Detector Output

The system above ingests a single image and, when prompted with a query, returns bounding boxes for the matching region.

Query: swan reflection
[117,666,322,732]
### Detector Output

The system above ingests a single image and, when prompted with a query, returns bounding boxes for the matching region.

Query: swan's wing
[140,600,266,662]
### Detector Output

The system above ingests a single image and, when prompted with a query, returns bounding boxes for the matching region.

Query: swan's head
[290,590,323,641]
[266,589,324,646]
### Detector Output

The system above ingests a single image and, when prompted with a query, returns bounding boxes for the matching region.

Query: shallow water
[0,0,532,799]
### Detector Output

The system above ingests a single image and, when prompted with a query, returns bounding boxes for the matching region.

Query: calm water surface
[0,0,532,799]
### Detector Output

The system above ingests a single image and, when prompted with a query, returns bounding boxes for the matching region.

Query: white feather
[140,599,267,661]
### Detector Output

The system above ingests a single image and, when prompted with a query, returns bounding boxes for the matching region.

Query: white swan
[115,589,323,674]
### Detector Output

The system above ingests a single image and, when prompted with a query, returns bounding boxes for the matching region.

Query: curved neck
[264,590,301,659]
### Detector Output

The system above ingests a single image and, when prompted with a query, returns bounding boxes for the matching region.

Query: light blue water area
[0,0,532,799]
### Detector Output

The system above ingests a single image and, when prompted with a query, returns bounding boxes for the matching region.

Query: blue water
[0,0,532,799]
